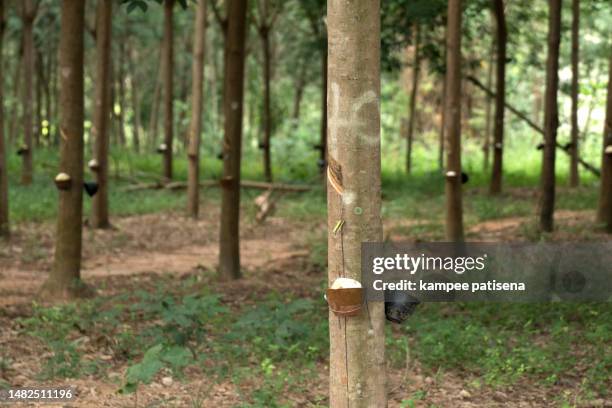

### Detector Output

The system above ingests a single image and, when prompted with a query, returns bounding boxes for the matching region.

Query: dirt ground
[0,203,609,407]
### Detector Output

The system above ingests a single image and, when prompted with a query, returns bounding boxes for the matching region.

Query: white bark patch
[328,83,380,155]
[351,90,378,116]
[61,67,71,78]
[231,102,239,110]
[342,190,356,205]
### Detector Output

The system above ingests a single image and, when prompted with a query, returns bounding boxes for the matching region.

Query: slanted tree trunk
[187,0,207,219]
[0,0,9,238]
[41,0,89,299]
[21,0,38,185]
[489,0,507,195]
[406,23,420,174]
[444,0,464,241]
[483,46,494,171]
[596,52,612,231]
[218,0,248,280]
[162,0,174,180]
[327,1,386,406]
[91,0,112,229]
[539,0,562,233]
[569,0,580,187]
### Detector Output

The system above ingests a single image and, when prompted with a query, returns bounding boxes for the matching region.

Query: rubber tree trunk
[259,24,273,182]
[148,49,162,149]
[327,0,386,406]
[539,0,562,233]
[483,44,494,171]
[406,23,420,174]
[41,0,89,299]
[218,0,247,280]
[444,0,464,241]
[569,0,580,187]
[21,0,37,185]
[162,0,174,180]
[128,45,141,153]
[91,0,112,229]
[0,0,9,238]
[489,0,507,195]
[116,41,127,147]
[35,50,43,146]
[187,0,207,219]
[50,45,59,146]
[438,75,445,170]
[9,52,22,146]
[596,52,612,231]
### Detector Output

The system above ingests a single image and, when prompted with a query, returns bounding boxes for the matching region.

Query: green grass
[389,302,611,397]
[16,279,611,404]
[6,137,603,226]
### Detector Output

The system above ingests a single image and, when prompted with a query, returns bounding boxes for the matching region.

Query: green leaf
[124,344,164,387]
[160,346,192,369]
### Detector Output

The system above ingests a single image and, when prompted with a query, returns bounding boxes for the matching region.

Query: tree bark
[42,42,53,142]
[259,23,273,182]
[147,48,163,149]
[9,49,22,146]
[187,0,207,219]
[218,0,248,280]
[50,42,59,146]
[327,1,386,406]
[489,0,507,195]
[569,0,580,187]
[539,0,562,233]
[483,42,494,171]
[162,0,174,180]
[444,0,464,241]
[596,51,612,231]
[406,24,420,174]
[116,41,127,147]
[128,45,141,152]
[41,0,89,299]
[21,0,37,185]
[438,74,446,170]
[91,0,112,229]
[0,0,9,238]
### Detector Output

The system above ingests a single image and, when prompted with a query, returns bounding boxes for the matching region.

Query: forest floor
[0,186,611,407]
